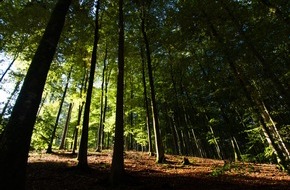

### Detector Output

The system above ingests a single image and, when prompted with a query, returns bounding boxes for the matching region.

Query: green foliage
[0,0,289,166]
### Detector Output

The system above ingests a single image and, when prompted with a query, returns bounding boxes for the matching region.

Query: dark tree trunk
[169,116,179,155]
[96,45,108,152]
[0,0,71,189]
[47,66,72,153]
[72,102,84,154]
[77,0,100,169]
[72,67,87,154]
[110,0,125,186]
[59,102,73,150]
[140,44,153,155]
[101,68,111,149]
[140,2,164,163]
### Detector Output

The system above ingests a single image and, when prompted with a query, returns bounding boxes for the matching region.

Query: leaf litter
[26,150,290,189]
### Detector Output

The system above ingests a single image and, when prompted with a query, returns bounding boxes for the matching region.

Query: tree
[46,66,72,153]
[140,43,153,155]
[110,0,125,186]
[0,0,72,189]
[77,0,101,169]
[59,102,73,150]
[139,0,165,163]
[96,44,108,152]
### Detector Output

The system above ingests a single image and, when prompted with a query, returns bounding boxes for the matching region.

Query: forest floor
[26,150,290,190]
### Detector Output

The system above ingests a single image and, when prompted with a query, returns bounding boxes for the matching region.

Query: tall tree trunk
[191,129,203,157]
[140,2,164,163]
[168,115,179,155]
[208,125,222,159]
[59,102,73,150]
[77,0,100,169]
[0,0,71,188]
[47,66,72,153]
[101,67,111,149]
[110,0,125,186]
[72,102,84,154]
[140,44,153,155]
[72,66,87,154]
[96,44,108,152]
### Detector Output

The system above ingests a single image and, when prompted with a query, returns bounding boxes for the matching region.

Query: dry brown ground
[26,150,290,190]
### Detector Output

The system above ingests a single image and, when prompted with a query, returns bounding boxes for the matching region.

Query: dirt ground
[26,150,290,190]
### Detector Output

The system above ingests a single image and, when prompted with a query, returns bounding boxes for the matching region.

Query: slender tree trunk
[59,102,73,150]
[110,0,125,186]
[36,92,48,117]
[209,125,222,159]
[72,102,84,154]
[77,0,100,169]
[191,129,203,157]
[140,44,153,155]
[0,54,18,83]
[47,66,72,153]
[140,3,164,163]
[0,0,71,188]
[101,68,111,149]
[169,116,179,155]
[96,44,108,152]
[72,67,87,154]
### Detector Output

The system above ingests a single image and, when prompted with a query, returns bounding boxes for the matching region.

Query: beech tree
[110,0,125,186]
[77,0,101,169]
[0,0,72,189]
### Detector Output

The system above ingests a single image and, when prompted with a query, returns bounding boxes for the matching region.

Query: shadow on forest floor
[26,151,290,190]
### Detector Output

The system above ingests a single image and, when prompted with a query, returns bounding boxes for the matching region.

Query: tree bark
[0,0,71,189]
[110,0,125,186]
[140,43,153,155]
[77,0,100,169]
[140,2,164,163]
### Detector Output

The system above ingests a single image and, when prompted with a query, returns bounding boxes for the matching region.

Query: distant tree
[96,44,108,152]
[59,102,73,150]
[0,0,72,189]
[47,66,72,153]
